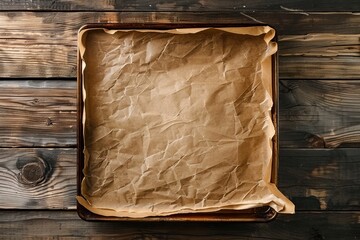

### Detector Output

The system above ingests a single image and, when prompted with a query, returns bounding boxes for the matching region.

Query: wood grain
[2,79,359,148]
[0,80,76,147]
[0,12,360,78]
[0,210,359,239]
[0,0,359,12]
[0,147,358,211]
[279,149,360,211]
[279,34,360,79]
[279,34,360,57]
[0,148,76,209]
[0,1,358,238]
[280,56,360,79]
[279,80,360,148]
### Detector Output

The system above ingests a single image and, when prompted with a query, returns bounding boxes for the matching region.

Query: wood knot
[46,117,53,126]
[17,157,50,186]
[31,98,39,105]
[306,134,325,148]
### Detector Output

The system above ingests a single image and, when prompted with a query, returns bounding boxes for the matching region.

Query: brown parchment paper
[77,26,295,218]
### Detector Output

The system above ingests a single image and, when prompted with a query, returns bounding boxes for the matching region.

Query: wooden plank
[0,148,358,211]
[2,79,358,149]
[280,56,360,79]
[0,0,359,12]
[279,149,360,211]
[0,80,76,147]
[0,210,358,239]
[279,34,360,57]
[0,12,359,78]
[1,79,359,149]
[0,148,76,209]
[279,80,360,148]
[279,34,360,79]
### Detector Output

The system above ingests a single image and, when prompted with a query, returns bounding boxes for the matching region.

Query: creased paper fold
[78,26,294,218]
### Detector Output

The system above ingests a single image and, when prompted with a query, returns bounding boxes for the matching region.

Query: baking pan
[77,23,279,221]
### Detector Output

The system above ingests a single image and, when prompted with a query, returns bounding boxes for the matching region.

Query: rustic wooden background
[0,1,359,239]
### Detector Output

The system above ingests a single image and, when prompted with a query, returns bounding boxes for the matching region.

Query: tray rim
[77,23,279,222]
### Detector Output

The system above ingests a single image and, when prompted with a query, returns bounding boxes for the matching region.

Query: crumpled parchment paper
[77,26,295,217]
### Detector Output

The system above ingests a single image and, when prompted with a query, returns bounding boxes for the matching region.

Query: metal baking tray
[77,23,279,221]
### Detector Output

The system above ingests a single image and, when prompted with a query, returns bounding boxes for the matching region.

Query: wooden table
[0,1,359,239]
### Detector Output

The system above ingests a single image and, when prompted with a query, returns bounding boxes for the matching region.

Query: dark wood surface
[0,0,359,12]
[0,1,359,239]
[1,12,360,78]
[0,211,359,239]
[280,80,360,148]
